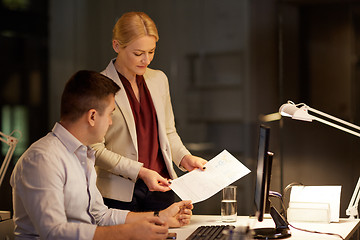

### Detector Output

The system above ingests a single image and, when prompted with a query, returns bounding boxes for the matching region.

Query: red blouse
[118,72,170,179]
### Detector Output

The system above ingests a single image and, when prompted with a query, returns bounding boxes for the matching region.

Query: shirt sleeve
[90,185,130,226]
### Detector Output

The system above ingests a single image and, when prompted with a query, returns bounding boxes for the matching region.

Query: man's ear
[112,40,120,53]
[87,109,96,127]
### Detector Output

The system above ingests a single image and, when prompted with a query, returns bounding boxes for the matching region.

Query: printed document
[170,150,251,203]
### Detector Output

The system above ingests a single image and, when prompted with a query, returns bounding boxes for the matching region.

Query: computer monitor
[253,125,291,239]
[254,125,271,222]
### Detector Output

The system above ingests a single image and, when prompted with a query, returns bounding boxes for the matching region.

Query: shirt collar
[52,122,95,160]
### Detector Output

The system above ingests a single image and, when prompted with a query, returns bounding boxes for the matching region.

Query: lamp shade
[279,103,313,122]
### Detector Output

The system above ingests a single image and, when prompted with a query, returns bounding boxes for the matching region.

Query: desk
[172,215,360,240]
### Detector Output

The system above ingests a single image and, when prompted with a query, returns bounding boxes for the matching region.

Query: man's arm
[93,200,192,240]
[125,200,193,227]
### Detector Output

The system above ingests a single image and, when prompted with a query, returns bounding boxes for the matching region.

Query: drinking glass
[221,185,237,222]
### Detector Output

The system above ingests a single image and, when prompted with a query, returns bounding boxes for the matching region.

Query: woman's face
[114,35,156,77]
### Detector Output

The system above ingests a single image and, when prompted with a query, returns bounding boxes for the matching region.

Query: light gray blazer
[92,59,190,202]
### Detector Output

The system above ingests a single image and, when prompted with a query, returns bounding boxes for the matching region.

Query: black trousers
[103,179,175,212]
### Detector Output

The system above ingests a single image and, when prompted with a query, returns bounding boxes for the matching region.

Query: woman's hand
[138,167,171,192]
[180,155,207,172]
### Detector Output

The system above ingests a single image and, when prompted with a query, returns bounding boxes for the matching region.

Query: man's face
[92,94,115,143]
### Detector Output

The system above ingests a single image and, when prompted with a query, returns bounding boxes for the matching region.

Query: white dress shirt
[10,123,129,240]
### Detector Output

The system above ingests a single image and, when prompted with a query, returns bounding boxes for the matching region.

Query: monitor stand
[253,206,291,239]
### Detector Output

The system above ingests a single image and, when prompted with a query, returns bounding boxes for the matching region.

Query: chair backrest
[0,219,14,240]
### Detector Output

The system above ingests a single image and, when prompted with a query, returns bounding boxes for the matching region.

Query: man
[10,70,192,240]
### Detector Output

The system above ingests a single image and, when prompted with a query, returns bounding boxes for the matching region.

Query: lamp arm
[310,115,360,138]
[307,106,360,132]
[0,131,19,145]
[0,131,19,187]
[0,132,10,144]
[0,145,15,187]
[346,177,360,219]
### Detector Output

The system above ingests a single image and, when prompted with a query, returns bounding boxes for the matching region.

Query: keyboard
[186,225,234,240]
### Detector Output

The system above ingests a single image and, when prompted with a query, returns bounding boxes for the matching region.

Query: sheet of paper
[170,149,251,203]
[290,185,342,222]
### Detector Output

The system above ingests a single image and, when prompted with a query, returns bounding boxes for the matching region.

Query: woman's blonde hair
[112,12,159,47]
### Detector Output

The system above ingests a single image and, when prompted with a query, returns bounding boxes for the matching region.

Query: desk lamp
[279,100,360,219]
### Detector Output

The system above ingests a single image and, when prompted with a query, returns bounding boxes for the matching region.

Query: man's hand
[159,200,193,228]
[180,155,207,172]
[138,167,171,192]
[129,217,169,240]
[94,217,168,240]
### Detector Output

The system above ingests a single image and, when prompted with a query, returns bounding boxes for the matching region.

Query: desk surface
[172,215,360,240]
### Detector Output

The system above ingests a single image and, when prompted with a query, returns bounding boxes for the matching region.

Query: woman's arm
[91,140,142,182]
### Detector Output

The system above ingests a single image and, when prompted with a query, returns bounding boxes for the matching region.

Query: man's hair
[60,70,120,122]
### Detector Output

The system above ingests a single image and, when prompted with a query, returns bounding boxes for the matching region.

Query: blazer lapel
[144,72,165,128]
[103,60,138,150]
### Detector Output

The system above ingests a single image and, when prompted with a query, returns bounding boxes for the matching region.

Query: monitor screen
[254,125,271,222]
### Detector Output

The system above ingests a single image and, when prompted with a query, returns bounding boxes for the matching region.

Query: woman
[92,12,207,212]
